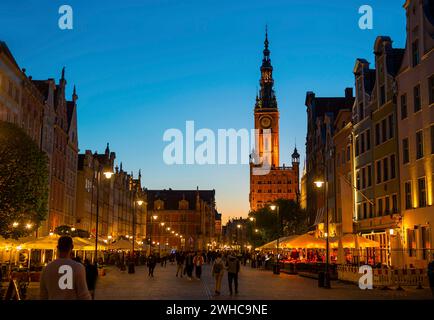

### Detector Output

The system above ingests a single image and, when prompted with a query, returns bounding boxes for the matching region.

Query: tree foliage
[247,199,308,247]
[0,121,49,239]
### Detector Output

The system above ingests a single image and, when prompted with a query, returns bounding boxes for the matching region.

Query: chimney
[345,87,353,99]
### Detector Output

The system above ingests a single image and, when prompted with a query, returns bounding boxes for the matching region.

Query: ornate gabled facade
[76,145,146,241]
[352,36,405,266]
[249,29,300,211]
[145,188,217,251]
[304,88,354,231]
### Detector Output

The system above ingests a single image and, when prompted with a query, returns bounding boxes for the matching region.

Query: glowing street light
[314,180,325,188]
[12,222,19,228]
[137,200,144,206]
[103,171,113,179]
[25,223,33,230]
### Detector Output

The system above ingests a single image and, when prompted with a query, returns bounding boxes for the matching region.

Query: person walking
[185,252,194,280]
[226,253,240,295]
[193,252,204,280]
[212,253,225,295]
[84,259,98,300]
[176,252,185,278]
[147,254,157,278]
[40,236,91,300]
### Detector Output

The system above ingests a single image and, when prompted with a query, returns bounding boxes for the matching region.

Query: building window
[356,171,360,190]
[378,198,383,216]
[362,167,366,189]
[390,154,396,179]
[346,146,350,161]
[405,182,412,209]
[383,158,388,181]
[392,194,398,213]
[366,129,371,151]
[414,85,421,112]
[358,102,364,120]
[380,85,386,105]
[367,165,372,187]
[375,123,380,145]
[407,229,416,257]
[363,202,367,219]
[429,75,434,105]
[381,119,387,143]
[355,136,360,156]
[400,94,408,119]
[361,132,365,154]
[416,130,424,159]
[421,227,431,260]
[376,161,382,184]
[385,196,390,214]
[418,177,427,208]
[388,114,394,139]
[412,40,420,67]
[402,138,410,164]
[431,125,434,154]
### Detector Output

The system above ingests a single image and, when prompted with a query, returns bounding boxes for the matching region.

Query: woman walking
[212,253,225,295]
[193,252,204,280]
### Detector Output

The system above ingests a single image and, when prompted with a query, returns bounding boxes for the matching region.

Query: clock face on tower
[260,116,272,129]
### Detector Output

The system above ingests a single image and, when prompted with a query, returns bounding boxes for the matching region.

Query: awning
[282,233,327,249]
[330,234,380,249]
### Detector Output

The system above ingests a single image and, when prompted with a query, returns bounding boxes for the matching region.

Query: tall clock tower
[254,27,279,168]
[249,28,300,211]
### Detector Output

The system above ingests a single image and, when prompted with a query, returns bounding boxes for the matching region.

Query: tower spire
[255,25,276,109]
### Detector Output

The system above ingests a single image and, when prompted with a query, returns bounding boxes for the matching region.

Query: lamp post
[314,176,330,289]
[129,197,143,274]
[149,214,158,255]
[94,166,113,265]
[269,204,280,275]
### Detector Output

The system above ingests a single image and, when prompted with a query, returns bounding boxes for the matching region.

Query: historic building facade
[396,0,434,268]
[0,42,79,236]
[304,88,355,234]
[76,145,147,242]
[352,36,404,266]
[145,188,217,251]
[249,30,300,211]
[333,109,354,236]
[0,42,44,147]
[222,217,249,251]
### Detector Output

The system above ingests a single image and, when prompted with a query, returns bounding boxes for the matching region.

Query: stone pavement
[91,263,433,300]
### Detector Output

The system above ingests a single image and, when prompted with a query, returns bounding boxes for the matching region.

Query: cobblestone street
[89,263,433,300]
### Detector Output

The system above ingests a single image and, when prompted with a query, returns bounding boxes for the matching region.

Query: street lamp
[94,163,114,265]
[148,214,159,255]
[314,177,330,289]
[270,204,281,275]
[130,196,143,274]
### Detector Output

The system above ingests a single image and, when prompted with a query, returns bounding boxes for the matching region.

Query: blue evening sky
[0,0,405,222]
